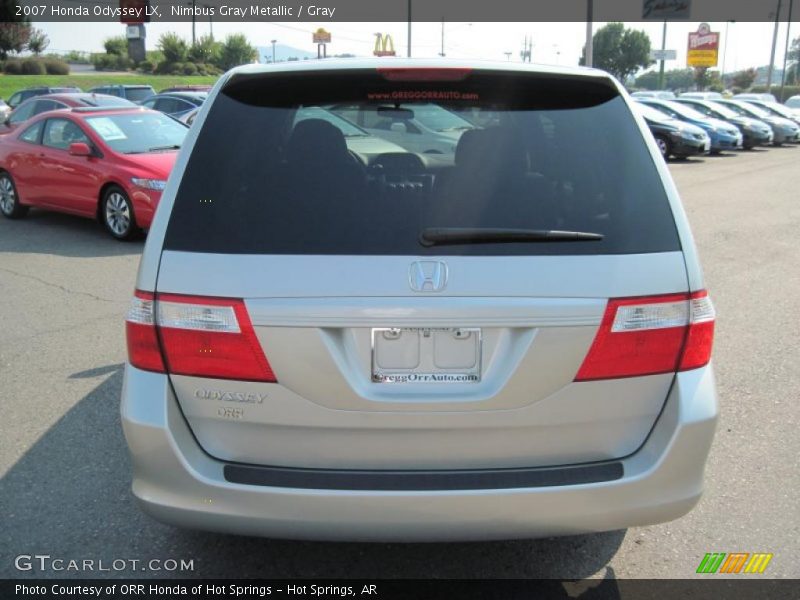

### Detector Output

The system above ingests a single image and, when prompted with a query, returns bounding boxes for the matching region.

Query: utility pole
[190,0,196,45]
[721,21,733,82]
[766,0,783,92]
[658,20,667,90]
[584,0,593,67]
[271,39,277,63]
[440,17,445,56]
[780,0,794,100]
[407,0,412,57]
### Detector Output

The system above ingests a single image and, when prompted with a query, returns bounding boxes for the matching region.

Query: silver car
[122,60,718,542]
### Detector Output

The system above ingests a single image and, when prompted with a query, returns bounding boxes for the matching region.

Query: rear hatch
[136,66,703,470]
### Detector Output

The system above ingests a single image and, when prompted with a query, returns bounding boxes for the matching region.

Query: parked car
[1,93,136,135]
[678,92,723,100]
[329,102,475,154]
[0,106,188,239]
[0,99,10,121]
[179,107,200,126]
[734,92,777,103]
[637,98,742,153]
[631,90,676,99]
[7,86,82,109]
[634,101,710,158]
[735,98,800,128]
[141,92,207,118]
[160,85,213,93]
[121,59,717,542]
[675,98,773,149]
[785,95,800,110]
[87,84,155,104]
[0,93,135,136]
[714,99,800,145]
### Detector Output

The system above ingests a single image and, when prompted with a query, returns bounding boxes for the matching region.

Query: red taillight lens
[125,291,276,382]
[575,291,715,382]
[377,67,472,81]
[126,290,166,372]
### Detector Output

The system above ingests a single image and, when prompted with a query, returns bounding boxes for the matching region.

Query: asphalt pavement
[1,147,798,580]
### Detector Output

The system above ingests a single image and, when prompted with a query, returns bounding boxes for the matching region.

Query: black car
[87,84,155,104]
[140,92,207,118]
[7,86,82,109]
[634,102,710,159]
[675,98,773,149]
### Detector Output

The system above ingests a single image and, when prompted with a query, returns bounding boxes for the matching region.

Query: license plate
[371,327,482,383]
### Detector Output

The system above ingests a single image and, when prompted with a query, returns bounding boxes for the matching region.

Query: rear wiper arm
[148,144,181,152]
[419,227,603,247]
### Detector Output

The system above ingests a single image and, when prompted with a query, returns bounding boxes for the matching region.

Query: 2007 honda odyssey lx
[121,60,717,541]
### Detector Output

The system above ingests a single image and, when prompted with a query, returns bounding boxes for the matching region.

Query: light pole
[721,21,734,83]
[504,51,512,61]
[271,39,277,64]
[658,20,667,90]
[407,0,412,57]
[766,0,783,92]
[780,0,794,100]
[584,0,593,67]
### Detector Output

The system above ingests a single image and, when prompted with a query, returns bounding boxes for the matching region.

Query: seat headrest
[287,118,350,166]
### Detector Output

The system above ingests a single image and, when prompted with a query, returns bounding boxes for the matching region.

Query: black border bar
[224,460,624,490]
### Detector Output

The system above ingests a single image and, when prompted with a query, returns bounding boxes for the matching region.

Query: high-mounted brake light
[575,291,715,381]
[125,291,276,382]
[377,67,472,82]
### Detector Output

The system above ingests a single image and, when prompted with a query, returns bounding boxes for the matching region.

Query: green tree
[786,36,799,85]
[26,27,49,55]
[665,68,695,91]
[158,32,188,63]
[731,68,757,90]
[187,34,219,64]
[215,33,256,71]
[634,70,659,90]
[0,0,31,60]
[103,35,127,56]
[581,22,653,82]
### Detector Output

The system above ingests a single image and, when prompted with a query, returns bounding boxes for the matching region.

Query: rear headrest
[454,128,527,175]
[287,118,350,166]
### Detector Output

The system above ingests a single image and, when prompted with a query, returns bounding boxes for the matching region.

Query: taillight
[125,291,276,382]
[575,291,715,381]
[126,290,165,373]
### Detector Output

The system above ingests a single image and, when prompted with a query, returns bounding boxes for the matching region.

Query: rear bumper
[120,365,718,541]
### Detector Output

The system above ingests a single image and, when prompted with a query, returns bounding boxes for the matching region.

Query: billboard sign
[687,23,719,68]
[312,28,331,44]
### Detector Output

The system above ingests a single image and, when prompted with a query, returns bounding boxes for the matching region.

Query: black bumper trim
[223,461,624,491]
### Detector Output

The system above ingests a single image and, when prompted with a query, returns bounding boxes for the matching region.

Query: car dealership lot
[1,148,798,579]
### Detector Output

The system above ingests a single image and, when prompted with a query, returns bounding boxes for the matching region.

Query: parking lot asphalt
[1,147,798,580]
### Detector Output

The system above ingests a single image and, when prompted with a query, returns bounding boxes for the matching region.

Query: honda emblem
[409,261,448,292]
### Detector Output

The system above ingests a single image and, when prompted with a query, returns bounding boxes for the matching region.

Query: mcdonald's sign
[373,33,396,57]
[696,552,773,574]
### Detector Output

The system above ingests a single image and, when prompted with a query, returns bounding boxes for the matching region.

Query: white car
[122,59,718,541]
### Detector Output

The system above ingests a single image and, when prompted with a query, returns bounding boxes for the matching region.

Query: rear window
[164,69,681,256]
[126,87,155,102]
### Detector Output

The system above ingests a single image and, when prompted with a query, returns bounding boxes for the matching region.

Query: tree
[581,22,653,82]
[665,68,695,91]
[731,68,757,91]
[786,36,799,85]
[103,36,127,56]
[27,28,49,55]
[0,0,31,60]
[187,34,219,64]
[634,70,659,90]
[216,33,257,71]
[158,32,188,63]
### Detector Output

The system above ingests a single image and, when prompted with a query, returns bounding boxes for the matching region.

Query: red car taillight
[575,290,715,381]
[125,291,276,382]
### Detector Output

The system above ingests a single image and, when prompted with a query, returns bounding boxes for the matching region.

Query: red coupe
[0,106,187,239]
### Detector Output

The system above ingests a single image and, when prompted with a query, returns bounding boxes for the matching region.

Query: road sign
[687,23,719,68]
[651,49,677,61]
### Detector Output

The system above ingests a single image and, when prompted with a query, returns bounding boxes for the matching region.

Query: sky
[37,20,798,74]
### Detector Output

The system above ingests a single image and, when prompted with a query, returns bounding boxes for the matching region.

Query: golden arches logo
[373,33,396,57]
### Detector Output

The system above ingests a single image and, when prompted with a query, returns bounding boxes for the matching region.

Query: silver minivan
[122,60,718,541]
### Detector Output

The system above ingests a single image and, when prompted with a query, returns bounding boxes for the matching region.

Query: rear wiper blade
[419,227,603,247]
